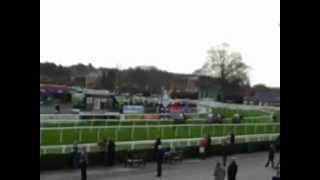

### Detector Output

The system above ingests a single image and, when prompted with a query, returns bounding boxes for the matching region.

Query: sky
[40,0,280,87]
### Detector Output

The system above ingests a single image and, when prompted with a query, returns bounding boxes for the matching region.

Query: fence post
[79,129,82,143]
[60,129,63,144]
[161,127,163,138]
[97,128,100,141]
[254,124,257,134]
[188,126,191,138]
[131,125,135,141]
[201,125,204,137]
[115,126,118,141]
[147,126,150,139]
[40,130,42,145]
[222,125,226,136]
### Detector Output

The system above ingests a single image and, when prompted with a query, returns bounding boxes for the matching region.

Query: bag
[199,146,205,153]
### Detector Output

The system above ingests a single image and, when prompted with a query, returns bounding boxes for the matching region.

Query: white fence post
[97,128,100,141]
[131,126,135,140]
[174,126,177,138]
[147,126,150,139]
[79,129,82,143]
[161,127,163,138]
[201,125,204,137]
[40,130,42,145]
[60,129,63,144]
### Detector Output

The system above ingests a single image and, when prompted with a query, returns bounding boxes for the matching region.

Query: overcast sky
[40,0,280,87]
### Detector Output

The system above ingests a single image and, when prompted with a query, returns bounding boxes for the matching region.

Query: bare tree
[194,43,250,86]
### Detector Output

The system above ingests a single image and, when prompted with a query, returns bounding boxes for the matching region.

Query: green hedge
[40,140,273,171]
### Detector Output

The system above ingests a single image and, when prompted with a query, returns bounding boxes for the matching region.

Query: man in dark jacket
[154,138,161,161]
[107,140,116,166]
[230,133,235,145]
[222,140,228,167]
[156,145,165,177]
[229,133,235,155]
[265,144,275,168]
[79,148,88,180]
[72,142,79,169]
[227,158,238,180]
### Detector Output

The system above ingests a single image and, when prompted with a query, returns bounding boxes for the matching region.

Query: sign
[40,114,79,120]
[123,105,144,114]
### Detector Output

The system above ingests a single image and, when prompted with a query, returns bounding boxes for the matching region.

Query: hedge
[40,140,275,171]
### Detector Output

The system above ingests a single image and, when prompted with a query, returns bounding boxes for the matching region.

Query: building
[244,87,280,106]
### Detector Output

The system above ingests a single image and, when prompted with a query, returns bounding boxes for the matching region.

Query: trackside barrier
[40,133,279,155]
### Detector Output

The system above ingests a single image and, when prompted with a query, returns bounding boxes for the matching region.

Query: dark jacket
[230,134,235,145]
[156,149,165,164]
[108,141,116,165]
[269,148,275,159]
[154,139,161,160]
[227,162,238,180]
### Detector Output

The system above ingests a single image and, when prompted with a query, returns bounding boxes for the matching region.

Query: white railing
[40,123,279,145]
[40,133,279,155]
[40,115,272,126]
[197,100,280,112]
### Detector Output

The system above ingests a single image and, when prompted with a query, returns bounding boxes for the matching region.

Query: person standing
[207,135,212,156]
[229,133,235,155]
[108,140,116,166]
[214,162,226,180]
[79,148,88,180]
[97,139,108,165]
[55,104,60,114]
[154,138,162,161]
[222,138,229,167]
[72,141,79,169]
[156,145,165,177]
[199,137,208,160]
[230,133,235,145]
[227,158,238,180]
[265,144,275,168]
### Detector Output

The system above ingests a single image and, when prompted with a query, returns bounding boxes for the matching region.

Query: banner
[123,105,144,114]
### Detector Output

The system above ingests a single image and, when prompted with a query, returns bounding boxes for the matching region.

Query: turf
[41,123,279,145]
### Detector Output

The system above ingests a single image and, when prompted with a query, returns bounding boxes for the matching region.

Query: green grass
[41,116,273,128]
[41,123,280,145]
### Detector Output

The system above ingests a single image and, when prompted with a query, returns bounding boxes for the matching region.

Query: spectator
[79,147,88,180]
[206,135,212,156]
[199,137,208,160]
[72,141,79,169]
[229,133,235,156]
[227,158,238,180]
[222,138,229,167]
[154,138,162,161]
[265,144,275,168]
[208,113,214,123]
[98,139,108,165]
[214,162,226,180]
[156,145,165,177]
[216,113,222,124]
[108,140,116,166]
[230,133,235,145]
[55,104,60,113]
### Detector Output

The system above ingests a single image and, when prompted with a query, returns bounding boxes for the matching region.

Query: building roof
[40,84,70,94]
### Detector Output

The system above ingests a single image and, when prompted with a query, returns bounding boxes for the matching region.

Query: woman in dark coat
[227,159,238,180]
